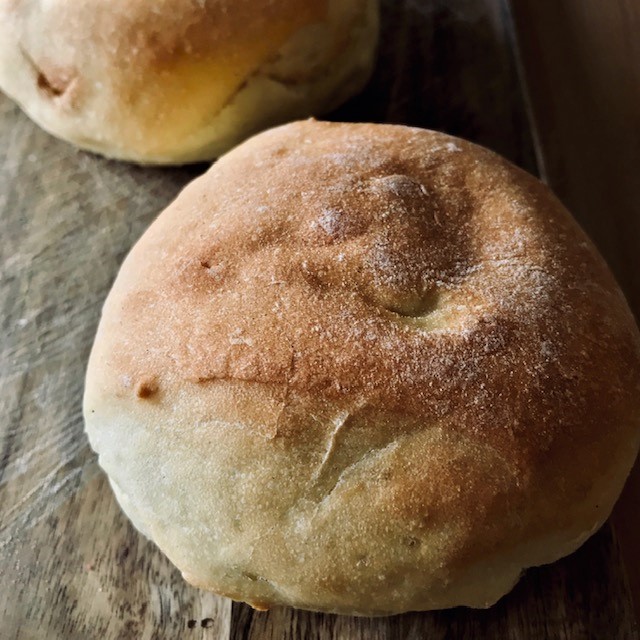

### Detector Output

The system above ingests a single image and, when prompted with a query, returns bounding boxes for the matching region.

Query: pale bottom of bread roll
[91,387,639,615]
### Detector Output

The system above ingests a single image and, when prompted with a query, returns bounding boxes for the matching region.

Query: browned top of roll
[8,0,326,70]
[103,120,639,462]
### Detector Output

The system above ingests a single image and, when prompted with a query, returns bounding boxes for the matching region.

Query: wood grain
[0,0,638,637]
[0,97,227,639]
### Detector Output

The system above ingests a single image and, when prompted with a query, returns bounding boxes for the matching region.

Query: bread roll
[0,1,378,164]
[84,120,640,615]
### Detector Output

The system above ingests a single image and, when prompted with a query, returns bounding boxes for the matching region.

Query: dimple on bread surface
[84,121,640,615]
[0,0,378,163]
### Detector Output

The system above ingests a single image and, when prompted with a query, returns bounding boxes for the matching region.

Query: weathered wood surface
[1,0,638,638]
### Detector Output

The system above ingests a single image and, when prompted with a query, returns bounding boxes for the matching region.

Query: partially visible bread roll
[0,1,378,163]
[84,121,640,615]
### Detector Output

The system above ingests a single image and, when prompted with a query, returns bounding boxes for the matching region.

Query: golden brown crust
[0,1,378,162]
[84,121,640,614]
[104,121,640,457]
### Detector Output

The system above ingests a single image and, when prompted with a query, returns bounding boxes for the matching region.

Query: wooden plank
[0,97,229,638]
[333,0,537,170]
[0,0,638,637]
[510,0,640,622]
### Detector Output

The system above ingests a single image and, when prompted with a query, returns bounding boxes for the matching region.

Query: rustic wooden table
[1,1,639,638]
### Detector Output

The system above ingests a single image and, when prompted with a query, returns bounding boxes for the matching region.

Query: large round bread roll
[0,1,378,164]
[84,121,640,615]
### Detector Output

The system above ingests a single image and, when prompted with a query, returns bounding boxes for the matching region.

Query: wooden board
[1,0,638,637]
